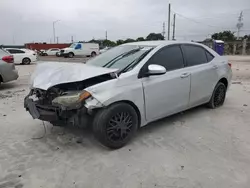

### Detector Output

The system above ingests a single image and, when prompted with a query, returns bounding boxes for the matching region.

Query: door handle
[180,72,190,78]
[212,65,218,69]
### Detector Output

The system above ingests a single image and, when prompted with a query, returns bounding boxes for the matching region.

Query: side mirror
[146,64,166,76]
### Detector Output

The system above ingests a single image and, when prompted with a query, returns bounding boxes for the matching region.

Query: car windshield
[87,45,153,70]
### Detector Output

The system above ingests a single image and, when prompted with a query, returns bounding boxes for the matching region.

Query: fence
[201,39,250,55]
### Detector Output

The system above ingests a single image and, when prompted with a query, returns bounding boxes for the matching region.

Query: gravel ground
[0,56,250,188]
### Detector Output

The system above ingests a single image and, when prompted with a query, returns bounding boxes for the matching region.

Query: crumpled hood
[31,62,117,90]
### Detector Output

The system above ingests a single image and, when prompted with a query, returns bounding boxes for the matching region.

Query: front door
[74,43,82,55]
[141,45,191,121]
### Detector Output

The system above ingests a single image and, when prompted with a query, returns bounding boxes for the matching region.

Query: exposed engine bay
[32,74,114,105]
[24,74,114,127]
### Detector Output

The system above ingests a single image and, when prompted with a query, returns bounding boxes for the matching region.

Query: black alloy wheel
[207,82,227,109]
[93,103,138,149]
[107,112,133,142]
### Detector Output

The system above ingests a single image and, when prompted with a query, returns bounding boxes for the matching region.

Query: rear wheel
[207,82,227,109]
[22,58,31,65]
[91,51,97,57]
[93,103,138,149]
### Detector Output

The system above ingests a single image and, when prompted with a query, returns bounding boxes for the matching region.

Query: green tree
[244,35,250,40]
[103,40,116,47]
[211,31,236,41]
[136,37,145,41]
[116,40,124,45]
[146,33,164,41]
[124,38,136,43]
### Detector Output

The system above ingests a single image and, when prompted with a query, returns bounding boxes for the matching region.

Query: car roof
[122,40,205,47]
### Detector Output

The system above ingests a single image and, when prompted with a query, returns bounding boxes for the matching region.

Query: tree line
[88,33,164,47]
[209,31,250,42]
[86,30,250,47]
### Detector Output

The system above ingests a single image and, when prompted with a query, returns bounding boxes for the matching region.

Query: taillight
[228,63,232,68]
[2,55,14,63]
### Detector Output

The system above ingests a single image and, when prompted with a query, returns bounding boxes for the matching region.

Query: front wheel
[207,82,227,109]
[93,103,139,149]
[68,52,74,58]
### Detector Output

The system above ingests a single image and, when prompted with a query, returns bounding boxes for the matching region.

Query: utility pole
[56,37,59,44]
[236,11,243,39]
[162,22,166,39]
[105,31,108,40]
[172,13,176,40]
[53,20,60,43]
[167,3,171,40]
[71,36,74,43]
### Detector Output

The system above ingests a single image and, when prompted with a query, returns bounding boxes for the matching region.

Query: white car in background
[43,48,60,56]
[6,48,37,65]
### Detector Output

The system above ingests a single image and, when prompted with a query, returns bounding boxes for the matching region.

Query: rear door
[181,44,219,107]
[141,45,191,121]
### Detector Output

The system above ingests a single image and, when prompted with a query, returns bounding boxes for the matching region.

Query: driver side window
[148,45,185,71]
[75,44,82,50]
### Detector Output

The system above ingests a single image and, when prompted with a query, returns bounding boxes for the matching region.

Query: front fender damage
[84,97,105,111]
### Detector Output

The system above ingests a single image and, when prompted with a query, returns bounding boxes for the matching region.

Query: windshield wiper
[102,47,142,68]
[117,48,153,76]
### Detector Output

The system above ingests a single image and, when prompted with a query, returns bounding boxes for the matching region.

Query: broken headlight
[52,90,91,108]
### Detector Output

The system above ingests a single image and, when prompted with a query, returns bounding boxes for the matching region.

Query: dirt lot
[0,56,250,188]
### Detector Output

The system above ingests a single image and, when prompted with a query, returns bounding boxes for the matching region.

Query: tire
[93,103,139,149]
[207,82,227,109]
[91,51,97,57]
[68,52,74,58]
[22,58,31,65]
[44,53,48,56]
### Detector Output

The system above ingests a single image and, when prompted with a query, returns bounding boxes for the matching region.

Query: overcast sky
[0,0,249,44]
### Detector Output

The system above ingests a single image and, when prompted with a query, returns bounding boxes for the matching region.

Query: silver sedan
[0,48,18,85]
[25,41,232,149]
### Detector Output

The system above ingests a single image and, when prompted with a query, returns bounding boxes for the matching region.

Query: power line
[181,8,250,20]
[173,11,234,30]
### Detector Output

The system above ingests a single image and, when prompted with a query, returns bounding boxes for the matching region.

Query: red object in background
[25,43,70,51]
[228,63,232,68]
[2,55,14,63]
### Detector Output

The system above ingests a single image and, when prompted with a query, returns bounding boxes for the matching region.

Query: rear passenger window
[206,51,214,62]
[148,45,184,71]
[182,45,207,66]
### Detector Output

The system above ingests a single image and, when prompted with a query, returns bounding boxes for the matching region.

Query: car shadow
[32,105,210,151]
[33,123,104,151]
[0,82,18,90]
[137,105,209,138]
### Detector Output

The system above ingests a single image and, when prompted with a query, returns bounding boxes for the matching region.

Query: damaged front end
[24,75,112,128]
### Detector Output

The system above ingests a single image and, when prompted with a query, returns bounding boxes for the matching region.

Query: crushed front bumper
[24,97,59,121]
[24,96,91,127]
